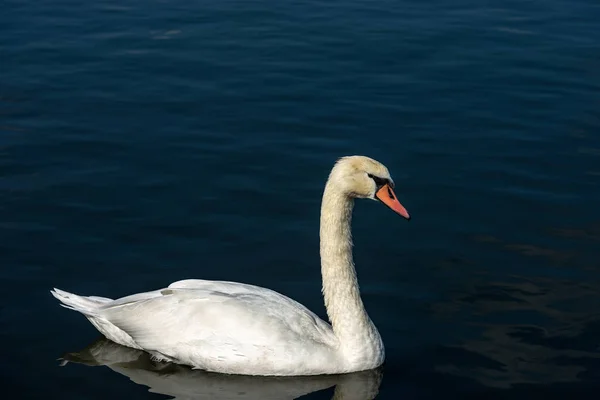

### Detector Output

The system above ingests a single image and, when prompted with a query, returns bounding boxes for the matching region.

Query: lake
[1,0,600,399]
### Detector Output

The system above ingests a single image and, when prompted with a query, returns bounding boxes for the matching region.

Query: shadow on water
[350,224,600,398]
[422,235,600,395]
[60,338,382,400]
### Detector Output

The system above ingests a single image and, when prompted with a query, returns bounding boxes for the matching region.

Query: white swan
[51,155,410,376]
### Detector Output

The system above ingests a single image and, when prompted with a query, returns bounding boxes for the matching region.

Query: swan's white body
[51,156,410,376]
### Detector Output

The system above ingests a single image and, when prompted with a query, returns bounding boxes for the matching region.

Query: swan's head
[328,155,410,220]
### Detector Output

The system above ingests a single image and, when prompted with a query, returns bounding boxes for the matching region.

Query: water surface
[1,0,600,399]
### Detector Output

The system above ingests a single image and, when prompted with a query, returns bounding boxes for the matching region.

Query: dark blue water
[2,0,600,398]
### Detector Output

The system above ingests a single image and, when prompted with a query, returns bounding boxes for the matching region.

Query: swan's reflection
[61,338,383,400]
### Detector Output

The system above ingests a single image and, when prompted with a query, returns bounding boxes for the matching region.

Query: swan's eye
[367,173,389,188]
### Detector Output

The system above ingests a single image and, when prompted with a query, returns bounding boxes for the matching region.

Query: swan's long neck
[320,181,383,365]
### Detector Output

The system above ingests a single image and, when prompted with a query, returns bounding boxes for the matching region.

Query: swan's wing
[166,279,335,338]
[96,285,337,375]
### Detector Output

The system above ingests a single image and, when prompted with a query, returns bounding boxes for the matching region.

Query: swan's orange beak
[375,184,410,220]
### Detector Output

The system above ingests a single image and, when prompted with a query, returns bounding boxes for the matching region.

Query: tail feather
[51,288,142,349]
[50,288,112,317]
